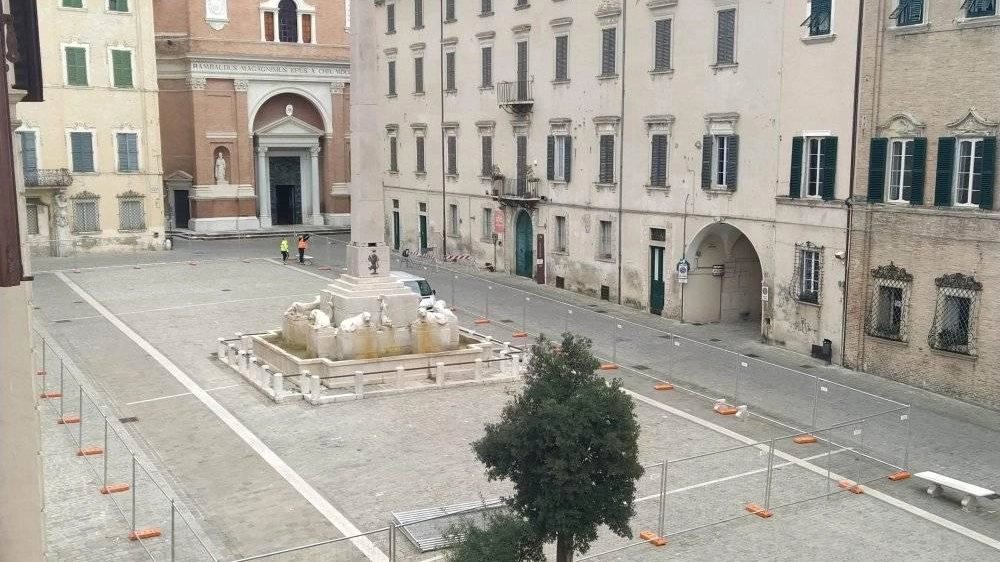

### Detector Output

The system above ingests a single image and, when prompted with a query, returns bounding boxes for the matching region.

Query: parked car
[392,271,436,309]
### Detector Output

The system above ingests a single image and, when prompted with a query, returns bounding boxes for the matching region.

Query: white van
[392,271,436,309]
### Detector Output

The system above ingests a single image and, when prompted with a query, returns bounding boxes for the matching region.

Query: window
[702,134,739,190]
[111,49,133,88]
[414,56,424,93]
[387,60,397,96]
[116,132,139,172]
[445,51,456,91]
[445,0,455,21]
[481,0,492,16]
[866,263,913,342]
[598,134,615,184]
[449,204,459,234]
[414,0,423,27]
[25,201,39,235]
[554,35,569,81]
[653,19,672,72]
[73,197,100,233]
[19,131,38,178]
[481,46,492,87]
[70,131,95,172]
[302,14,312,42]
[62,0,83,7]
[447,134,457,176]
[555,215,567,253]
[482,208,492,240]
[928,273,981,355]
[516,135,528,191]
[481,135,493,177]
[108,0,128,11]
[716,9,736,65]
[794,244,822,304]
[868,137,927,204]
[387,2,396,33]
[278,0,298,42]
[415,135,425,173]
[887,139,913,202]
[802,0,832,36]
[65,46,88,87]
[789,136,838,199]
[649,134,668,187]
[890,0,924,26]
[118,195,145,231]
[600,28,617,77]
[515,0,529,8]
[962,0,996,18]
[388,136,398,172]
[548,135,571,182]
[954,139,983,206]
[265,12,276,41]
[598,220,614,260]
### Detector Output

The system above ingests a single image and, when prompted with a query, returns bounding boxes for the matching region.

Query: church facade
[153,0,352,232]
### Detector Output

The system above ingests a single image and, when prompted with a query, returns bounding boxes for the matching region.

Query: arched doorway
[515,210,533,278]
[682,223,763,325]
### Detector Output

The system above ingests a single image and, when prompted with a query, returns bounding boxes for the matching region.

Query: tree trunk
[556,533,573,562]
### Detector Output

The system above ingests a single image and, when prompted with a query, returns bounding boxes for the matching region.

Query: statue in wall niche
[378,296,392,328]
[416,300,456,325]
[285,295,321,316]
[339,311,372,332]
[215,151,227,184]
[54,192,69,228]
[308,309,331,329]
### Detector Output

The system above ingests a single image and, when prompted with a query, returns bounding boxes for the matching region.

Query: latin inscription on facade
[191,61,350,79]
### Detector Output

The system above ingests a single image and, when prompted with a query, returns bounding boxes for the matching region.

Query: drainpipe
[439,0,447,258]
[841,0,865,365]
[615,0,628,305]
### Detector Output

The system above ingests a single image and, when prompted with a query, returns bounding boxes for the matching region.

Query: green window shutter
[416,136,425,172]
[445,0,455,20]
[445,52,455,90]
[388,61,396,95]
[112,50,133,88]
[414,0,423,27]
[387,3,395,33]
[979,137,996,211]
[447,136,457,175]
[481,47,491,86]
[19,131,37,173]
[700,135,713,189]
[546,135,555,180]
[716,9,736,64]
[70,132,94,172]
[480,136,490,176]
[599,135,614,183]
[554,36,568,81]
[601,28,616,76]
[910,137,927,205]
[867,138,888,202]
[821,136,838,200]
[789,136,804,197]
[654,19,671,71]
[63,0,83,8]
[725,135,739,190]
[900,0,924,25]
[563,136,572,182]
[65,47,87,86]
[934,137,956,207]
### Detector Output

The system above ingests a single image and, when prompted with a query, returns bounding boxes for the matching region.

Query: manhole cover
[710,338,722,342]
[745,353,760,358]
[632,365,650,371]
[118,416,139,424]
[221,289,232,292]
[73,301,84,304]
[799,364,814,370]
[54,319,72,323]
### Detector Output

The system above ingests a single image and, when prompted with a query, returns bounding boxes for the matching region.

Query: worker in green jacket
[279,238,289,263]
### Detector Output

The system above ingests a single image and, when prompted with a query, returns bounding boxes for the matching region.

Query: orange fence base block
[474,318,490,325]
[100,483,130,494]
[128,529,162,541]
[599,364,618,370]
[57,416,81,425]
[639,531,656,541]
[35,370,46,376]
[888,471,912,481]
[651,537,668,547]
[39,392,62,399]
[639,531,668,547]
[76,447,104,456]
[838,481,864,494]
[317,266,331,271]
[744,503,773,518]
[793,435,818,445]
[713,404,738,416]
[654,383,674,391]
[512,332,528,338]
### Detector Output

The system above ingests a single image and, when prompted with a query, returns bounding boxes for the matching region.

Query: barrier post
[474,358,482,381]
[77,385,84,446]
[103,418,109,489]
[311,374,321,402]
[395,366,405,388]
[59,362,65,418]
[565,309,572,334]
[902,408,912,471]
[131,455,137,534]
[810,376,821,432]
[170,500,176,562]
[435,362,445,386]
[355,370,364,398]
[763,439,776,510]
[657,461,667,536]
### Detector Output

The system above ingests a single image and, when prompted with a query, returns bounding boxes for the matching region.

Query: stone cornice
[871,262,913,283]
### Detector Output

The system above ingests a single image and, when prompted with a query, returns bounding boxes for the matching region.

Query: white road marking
[124,385,239,406]
[624,389,1000,551]
[633,448,852,504]
[49,294,319,324]
[56,271,389,562]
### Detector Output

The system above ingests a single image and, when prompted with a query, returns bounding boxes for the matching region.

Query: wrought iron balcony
[496,80,533,114]
[24,168,73,188]
[493,176,541,208]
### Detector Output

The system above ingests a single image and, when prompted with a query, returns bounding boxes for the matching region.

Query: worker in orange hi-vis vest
[297,234,310,264]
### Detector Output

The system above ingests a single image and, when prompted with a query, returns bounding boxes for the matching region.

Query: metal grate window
[928,273,981,355]
[118,196,146,231]
[599,220,614,260]
[73,198,100,233]
[482,208,492,240]
[792,242,823,304]
[25,201,40,235]
[865,263,913,342]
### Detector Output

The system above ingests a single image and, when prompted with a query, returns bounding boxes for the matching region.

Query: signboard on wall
[494,209,505,234]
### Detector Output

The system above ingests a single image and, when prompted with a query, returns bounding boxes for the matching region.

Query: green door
[650,246,665,315]
[392,211,401,250]
[515,211,533,278]
[419,215,428,251]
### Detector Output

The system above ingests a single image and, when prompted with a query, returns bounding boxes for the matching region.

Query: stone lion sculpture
[285,295,321,316]
[338,311,372,332]
[417,300,456,325]
[308,309,331,329]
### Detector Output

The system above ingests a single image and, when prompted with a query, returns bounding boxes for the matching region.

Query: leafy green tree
[473,333,643,562]
[445,510,545,562]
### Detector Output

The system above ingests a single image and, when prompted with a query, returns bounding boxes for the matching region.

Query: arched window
[278,0,298,43]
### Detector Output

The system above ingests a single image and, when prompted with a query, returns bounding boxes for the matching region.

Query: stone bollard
[395,366,405,389]
[249,356,261,384]
[354,370,365,398]
[272,371,284,396]
[502,342,511,354]
[311,374,322,402]
[234,332,243,352]
[474,358,483,382]
[261,365,272,389]
[217,338,228,364]
[435,362,445,386]
[301,369,311,395]
[512,353,521,374]
[240,334,252,353]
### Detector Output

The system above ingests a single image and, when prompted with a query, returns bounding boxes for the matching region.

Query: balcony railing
[496,80,533,114]
[493,177,540,206]
[24,168,73,188]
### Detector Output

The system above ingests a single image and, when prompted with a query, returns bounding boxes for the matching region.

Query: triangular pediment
[255,115,324,137]
[946,108,998,137]
[164,170,193,182]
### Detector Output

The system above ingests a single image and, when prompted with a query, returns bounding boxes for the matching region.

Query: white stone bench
[914,471,999,510]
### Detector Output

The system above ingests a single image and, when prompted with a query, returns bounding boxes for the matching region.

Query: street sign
[677,259,689,284]
[494,209,505,234]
